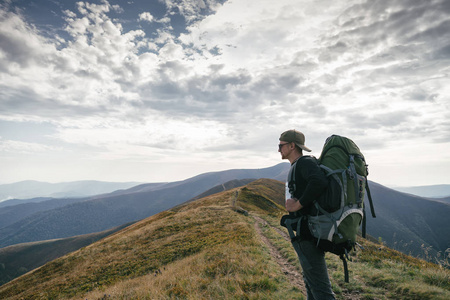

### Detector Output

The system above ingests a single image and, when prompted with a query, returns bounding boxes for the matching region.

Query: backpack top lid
[318,135,367,176]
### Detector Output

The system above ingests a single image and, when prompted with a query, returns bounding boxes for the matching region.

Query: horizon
[1,162,450,190]
[1,0,449,187]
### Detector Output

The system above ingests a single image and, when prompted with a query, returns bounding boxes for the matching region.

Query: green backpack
[282,135,376,282]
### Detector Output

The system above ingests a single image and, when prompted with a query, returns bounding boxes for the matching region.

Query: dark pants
[293,239,335,300]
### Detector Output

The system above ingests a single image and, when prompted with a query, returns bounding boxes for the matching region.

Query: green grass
[240,181,450,300]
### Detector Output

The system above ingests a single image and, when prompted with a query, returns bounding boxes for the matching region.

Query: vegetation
[0,179,448,299]
[0,223,133,286]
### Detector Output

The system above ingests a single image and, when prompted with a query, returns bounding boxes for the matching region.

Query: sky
[0,0,449,187]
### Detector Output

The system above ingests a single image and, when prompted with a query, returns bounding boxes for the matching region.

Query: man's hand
[285,198,302,212]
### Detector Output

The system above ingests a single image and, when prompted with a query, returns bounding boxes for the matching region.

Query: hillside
[0,163,448,269]
[0,179,254,286]
[367,182,450,260]
[0,164,289,248]
[0,179,448,300]
[0,222,134,286]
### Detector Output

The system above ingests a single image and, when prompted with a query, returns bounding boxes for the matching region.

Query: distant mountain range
[0,180,144,202]
[0,163,289,248]
[0,178,257,286]
[391,184,450,199]
[0,162,448,272]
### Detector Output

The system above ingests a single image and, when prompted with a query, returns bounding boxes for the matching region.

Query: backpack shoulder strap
[287,159,299,196]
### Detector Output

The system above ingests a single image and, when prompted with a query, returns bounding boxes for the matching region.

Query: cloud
[139,12,154,23]
[404,87,438,102]
[0,10,56,70]
[0,0,449,185]
[0,137,59,154]
[159,0,223,23]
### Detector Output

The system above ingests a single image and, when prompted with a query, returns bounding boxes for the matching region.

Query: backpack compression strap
[349,155,363,207]
[321,146,376,223]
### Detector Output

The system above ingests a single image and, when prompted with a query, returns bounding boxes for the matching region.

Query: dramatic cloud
[0,0,449,185]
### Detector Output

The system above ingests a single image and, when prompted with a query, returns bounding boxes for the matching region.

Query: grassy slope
[0,179,448,300]
[0,222,135,285]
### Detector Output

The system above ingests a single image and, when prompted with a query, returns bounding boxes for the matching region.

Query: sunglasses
[278,143,291,150]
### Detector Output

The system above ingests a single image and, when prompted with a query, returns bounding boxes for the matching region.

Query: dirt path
[252,215,306,296]
[252,215,364,300]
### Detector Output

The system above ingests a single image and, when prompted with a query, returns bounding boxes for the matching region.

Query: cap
[279,129,312,152]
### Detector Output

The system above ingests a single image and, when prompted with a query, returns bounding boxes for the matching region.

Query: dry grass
[1,179,449,300]
[80,240,302,300]
[246,206,450,300]
[0,182,301,299]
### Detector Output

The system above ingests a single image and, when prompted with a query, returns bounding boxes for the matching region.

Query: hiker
[279,129,336,300]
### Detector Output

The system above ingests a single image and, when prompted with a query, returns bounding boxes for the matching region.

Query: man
[279,129,335,300]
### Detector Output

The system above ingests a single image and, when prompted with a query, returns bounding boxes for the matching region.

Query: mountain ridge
[0,163,448,266]
[0,180,144,202]
[391,184,450,199]
[0,163,289,248]
[0,179,256,286]
[0,179,448,299]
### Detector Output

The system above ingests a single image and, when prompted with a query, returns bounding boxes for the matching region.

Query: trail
[252,215,363,300]
[252,215,306,296]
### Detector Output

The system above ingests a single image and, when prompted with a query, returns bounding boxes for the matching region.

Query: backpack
[281,134,376,282]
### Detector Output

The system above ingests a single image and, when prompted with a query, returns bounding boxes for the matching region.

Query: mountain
[0,179,257,286]
[188,178,256,201]
[0,197,88,229]
[439,196,450,204]
[1,162,448,264]
[0,180,143,202]
[0,222,134,286]
[0,197,52,209]
[0,182,171,228]
[0,163,289,248]
[366,182,450,259]
[391,184,450,199]
[0,179,448,299]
